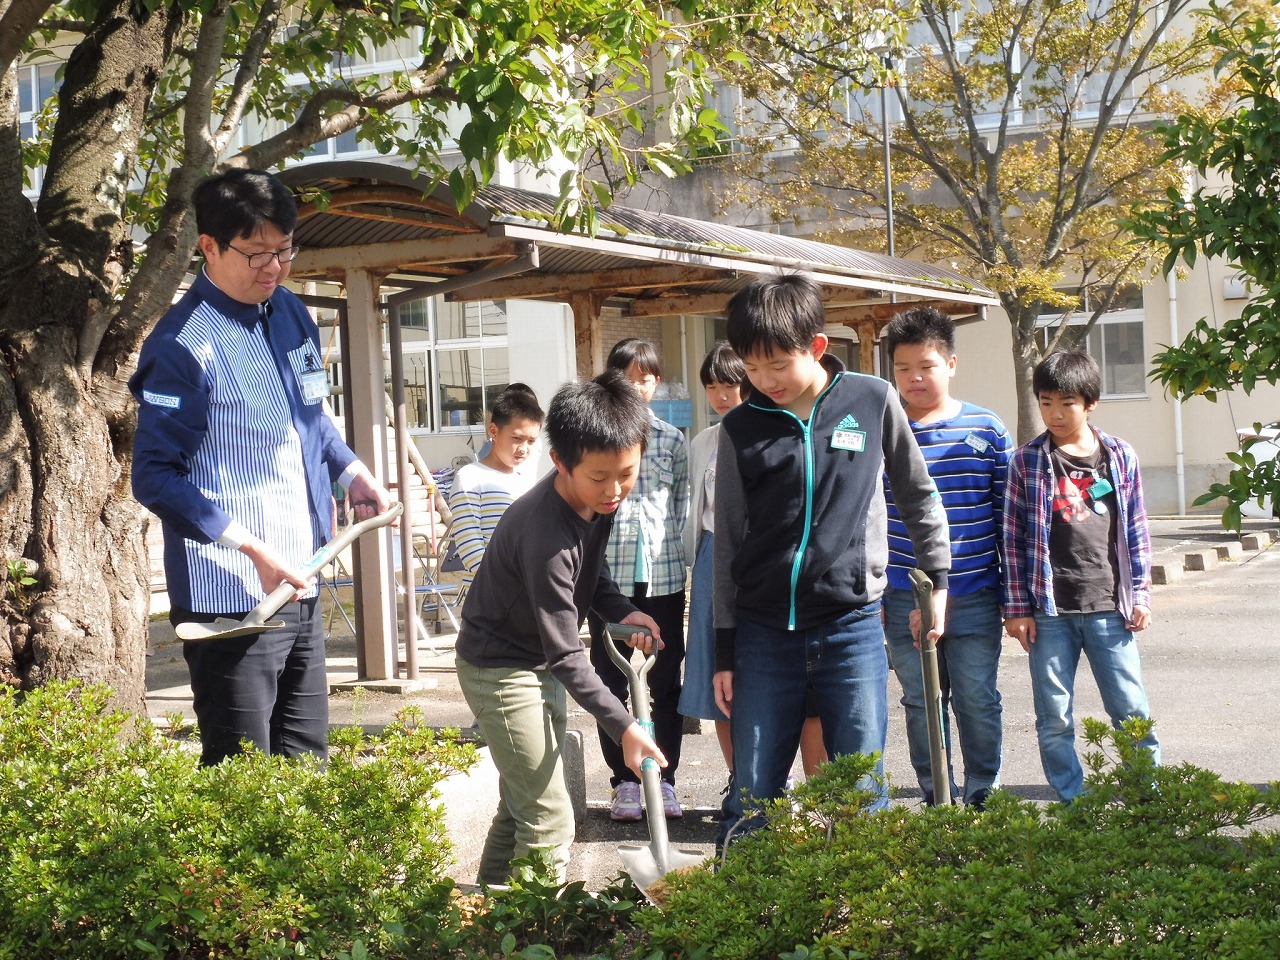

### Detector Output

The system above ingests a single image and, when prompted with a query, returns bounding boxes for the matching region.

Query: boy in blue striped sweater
[883,307,1012,809]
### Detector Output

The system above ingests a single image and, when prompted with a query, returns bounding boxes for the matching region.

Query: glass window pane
[436,300,507,341]
[1085,325,1102,360]
[403,351,431,429]
[437,347,508,427]
[435,300,469,341]
[1103,321,1145,395]
[335,127,359,154]
[37,64,58,110]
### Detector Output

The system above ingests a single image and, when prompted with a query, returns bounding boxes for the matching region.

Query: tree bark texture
[0,0,184,710]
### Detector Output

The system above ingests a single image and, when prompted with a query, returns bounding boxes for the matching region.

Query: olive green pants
[455,657,574,885]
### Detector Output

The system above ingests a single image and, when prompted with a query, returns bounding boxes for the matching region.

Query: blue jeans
[721,604,888,843]
[1029,610,1161,801]
[884,586,1003,804]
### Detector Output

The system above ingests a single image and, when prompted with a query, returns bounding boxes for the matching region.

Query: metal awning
[280,160,996,334]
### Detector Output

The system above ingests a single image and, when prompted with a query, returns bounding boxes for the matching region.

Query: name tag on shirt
[964,432,990,453]
[299,369,330,403]
[831,428,866,452]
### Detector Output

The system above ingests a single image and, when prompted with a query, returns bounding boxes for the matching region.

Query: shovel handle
[602,623,658,718]
[909,568,952,806]
[239,501,403,631]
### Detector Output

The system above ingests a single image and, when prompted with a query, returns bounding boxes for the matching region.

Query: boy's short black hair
[194,168,299,250]
[606,337,663,379]
[1033,351,1102,406]
[699,341,748,388]
[545,371,650,470]
[490,384,544,428]
[884,307,956,360]
[725,273,826,359]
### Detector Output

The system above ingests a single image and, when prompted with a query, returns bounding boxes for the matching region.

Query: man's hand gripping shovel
[909,568,953,806]
[175,502,403,642]
[603,625,705,893]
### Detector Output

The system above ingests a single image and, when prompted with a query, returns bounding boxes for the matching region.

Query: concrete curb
[1149,524,1279,587]
[1183,549,1218,572]
[1154,525,1280,587]
[1150,562,1183,585]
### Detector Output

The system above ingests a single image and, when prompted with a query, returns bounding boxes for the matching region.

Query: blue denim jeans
[1029,610,1161,801]
[884,586,1003,804]
[721,604,888,843]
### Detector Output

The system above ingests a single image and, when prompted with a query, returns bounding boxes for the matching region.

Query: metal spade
[909,567,953,806]
[175,501,403,642]
[603,624,706,890]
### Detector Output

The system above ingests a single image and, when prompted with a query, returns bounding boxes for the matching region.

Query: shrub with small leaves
[0,681,478,959]
[639,721,1280,960]
[454,851,645,959]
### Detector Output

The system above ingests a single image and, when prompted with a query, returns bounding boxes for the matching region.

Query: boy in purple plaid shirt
[1002,352,1160,802]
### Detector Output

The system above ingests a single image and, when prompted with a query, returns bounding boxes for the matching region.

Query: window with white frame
[1036,284,1147,399]
[18,62,59,194]
[392,298,512,432]
[285,24,425,163]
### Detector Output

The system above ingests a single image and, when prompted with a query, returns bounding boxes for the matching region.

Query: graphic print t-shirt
[1048,443,1120,614]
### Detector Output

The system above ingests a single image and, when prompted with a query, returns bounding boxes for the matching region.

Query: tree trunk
[0,0,185,710]
[0,254,149,710]
[1006,300,1044,445]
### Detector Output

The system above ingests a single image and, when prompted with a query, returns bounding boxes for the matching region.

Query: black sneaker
[968,788,992,812]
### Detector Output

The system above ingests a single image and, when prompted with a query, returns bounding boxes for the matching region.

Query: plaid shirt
[1002,427,1151,621]
[605,412,689,597]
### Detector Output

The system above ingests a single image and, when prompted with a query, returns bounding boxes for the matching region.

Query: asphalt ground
[145,516,1280,890]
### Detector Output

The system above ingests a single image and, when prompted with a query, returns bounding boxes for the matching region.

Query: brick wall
[599,307,663,361]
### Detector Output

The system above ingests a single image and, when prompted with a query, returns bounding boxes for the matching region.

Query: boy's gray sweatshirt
[713,357,950,671]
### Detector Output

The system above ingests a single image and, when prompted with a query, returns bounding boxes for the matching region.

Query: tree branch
[210,0,283,155]
[236,60,455,170]
[0,0,55,75]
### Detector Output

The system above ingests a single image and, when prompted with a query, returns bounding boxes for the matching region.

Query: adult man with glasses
[130,168,391,765]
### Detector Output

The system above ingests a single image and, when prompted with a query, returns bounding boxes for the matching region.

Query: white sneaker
[660,780,683,819]
[610,781,643,821]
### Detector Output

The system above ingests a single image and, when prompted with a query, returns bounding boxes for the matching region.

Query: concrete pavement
[144,515,1280,889]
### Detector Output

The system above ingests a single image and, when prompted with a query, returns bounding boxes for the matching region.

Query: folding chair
[389,459,462,648]
[319,551,356,639]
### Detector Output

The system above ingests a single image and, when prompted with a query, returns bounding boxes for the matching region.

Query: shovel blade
[617,843,706,892]
[174,618,286,642]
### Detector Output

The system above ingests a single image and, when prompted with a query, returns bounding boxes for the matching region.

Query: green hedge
[638,721,1280,960]
[0,682,477,959]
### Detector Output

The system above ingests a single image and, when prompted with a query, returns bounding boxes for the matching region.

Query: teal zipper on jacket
[747,372,843,630]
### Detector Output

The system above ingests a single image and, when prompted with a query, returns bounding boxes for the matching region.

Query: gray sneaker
[610,781,643,821]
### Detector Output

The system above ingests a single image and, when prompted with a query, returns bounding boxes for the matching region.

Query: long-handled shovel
[603,624,705,891]
[175,502,403,642]
[909,568,953,806]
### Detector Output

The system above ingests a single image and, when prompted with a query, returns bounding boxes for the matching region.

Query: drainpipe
[1168,270,1187,515]
[1157,0,1187,516]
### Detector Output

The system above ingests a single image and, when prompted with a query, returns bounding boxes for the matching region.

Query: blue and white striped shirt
[131,271,360,613]
[884,402,1011,597]
[447,460,539,588]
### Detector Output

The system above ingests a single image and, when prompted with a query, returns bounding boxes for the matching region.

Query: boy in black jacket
[713,273,951,841]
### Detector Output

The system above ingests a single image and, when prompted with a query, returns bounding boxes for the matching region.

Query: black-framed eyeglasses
[225,243,302,269]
